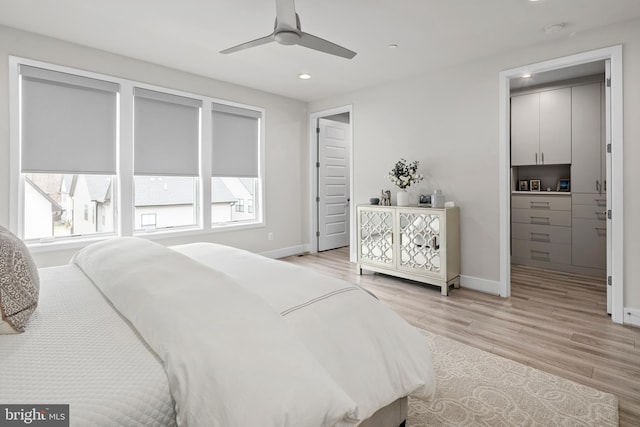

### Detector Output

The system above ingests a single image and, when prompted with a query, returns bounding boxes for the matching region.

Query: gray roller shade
[134,87,202,176]
[20,65,119,174]
[211,103,261,178]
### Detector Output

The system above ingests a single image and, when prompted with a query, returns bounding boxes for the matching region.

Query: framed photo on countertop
[518,180,529,191]
[529,179,541,191]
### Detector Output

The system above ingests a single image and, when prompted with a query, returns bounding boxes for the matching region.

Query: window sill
[26,221,265,254]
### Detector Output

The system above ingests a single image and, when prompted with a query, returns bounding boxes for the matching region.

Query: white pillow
[0,226,39,333]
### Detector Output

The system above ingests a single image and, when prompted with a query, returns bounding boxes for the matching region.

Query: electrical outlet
[268,232,274,241]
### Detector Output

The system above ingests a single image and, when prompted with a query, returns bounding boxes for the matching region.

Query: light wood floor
[281,247,640,427]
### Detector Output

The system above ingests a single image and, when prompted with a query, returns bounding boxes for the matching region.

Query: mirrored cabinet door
[358,207,395,267]
[397,210,443,278]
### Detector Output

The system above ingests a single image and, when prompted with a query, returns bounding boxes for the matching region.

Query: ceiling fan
[220,0,357,59]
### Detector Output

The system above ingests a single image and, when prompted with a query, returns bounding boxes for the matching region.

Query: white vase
[396,190,409,206]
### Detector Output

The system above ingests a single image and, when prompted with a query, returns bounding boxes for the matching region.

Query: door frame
[308,105,354,260]
[498,45,624,323]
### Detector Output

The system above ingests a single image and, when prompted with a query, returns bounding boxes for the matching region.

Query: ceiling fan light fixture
[544,23,566,34]
[274,31,301,45]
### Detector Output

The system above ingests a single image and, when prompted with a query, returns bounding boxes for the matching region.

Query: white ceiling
[1,0,640,102]
[510,60,606,90]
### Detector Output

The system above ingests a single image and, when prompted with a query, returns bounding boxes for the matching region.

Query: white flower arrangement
[387,158,423,189]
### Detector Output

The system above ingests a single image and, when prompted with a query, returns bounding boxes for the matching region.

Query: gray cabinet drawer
[572,219,606,269]
[572,193,606,207]
[512,195,571,211]
[512,208,571,226]
[512,223,571,244]
[572,204,607,221]
[512,239,571,265]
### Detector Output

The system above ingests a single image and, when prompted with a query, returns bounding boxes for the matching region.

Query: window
[211,103,262,225]
[23,173,115,240]
[18,64,118,241]
[134,176,198,231]
[212,178,259,223]
[133,88,202,232]
[11,58,264,244]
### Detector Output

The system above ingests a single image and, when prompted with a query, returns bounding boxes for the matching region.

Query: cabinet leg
[357,264,363,275]
[441,285,448,296]
[453,277,461,289]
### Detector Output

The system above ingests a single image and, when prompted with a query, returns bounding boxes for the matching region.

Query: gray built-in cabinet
[510,76,606,277]
[571,82,606,193]
[511,87,572,166]
[571,82,607,271]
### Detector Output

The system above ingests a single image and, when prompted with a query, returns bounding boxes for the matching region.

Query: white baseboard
[623,308,640,328]
[260,244,310,259]
[460,275,501,296]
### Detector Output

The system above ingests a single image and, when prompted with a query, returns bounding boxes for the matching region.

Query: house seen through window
[23,173,115,240]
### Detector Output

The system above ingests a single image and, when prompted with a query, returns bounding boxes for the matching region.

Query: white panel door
[605,60,612,314]
[318,118,350,251]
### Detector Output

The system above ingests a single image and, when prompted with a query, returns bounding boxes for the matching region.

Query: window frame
[9,56,266,251]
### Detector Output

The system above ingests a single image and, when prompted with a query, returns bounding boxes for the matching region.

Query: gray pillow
[0,226,39,333]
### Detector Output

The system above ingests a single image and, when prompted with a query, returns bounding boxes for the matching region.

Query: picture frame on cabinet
[529,179,541,191]
[518,180,529,191]
[556,178,570,192]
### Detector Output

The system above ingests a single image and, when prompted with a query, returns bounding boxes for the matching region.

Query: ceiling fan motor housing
[274,30,301,45]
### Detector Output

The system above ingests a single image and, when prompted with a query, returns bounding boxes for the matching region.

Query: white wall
[309,19,640,310]
[0,24,309,266]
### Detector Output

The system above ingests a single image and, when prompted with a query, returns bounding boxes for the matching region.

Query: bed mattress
[0,265,177,427]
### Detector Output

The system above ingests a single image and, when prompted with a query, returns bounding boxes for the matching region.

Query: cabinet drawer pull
[530,201,550,209]
[530,232,550,242]
[530,249,550,261]
[530,249,550,255]
[530,216,550,225]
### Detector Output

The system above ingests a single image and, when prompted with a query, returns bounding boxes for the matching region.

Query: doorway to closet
[498,46,624,324]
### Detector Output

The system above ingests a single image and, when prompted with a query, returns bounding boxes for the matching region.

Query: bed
[0,236,435,427]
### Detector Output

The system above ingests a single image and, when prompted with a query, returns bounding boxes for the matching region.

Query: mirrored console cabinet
[356,205,460,296]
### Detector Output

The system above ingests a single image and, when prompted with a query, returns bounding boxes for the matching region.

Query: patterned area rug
[408,329,618,426]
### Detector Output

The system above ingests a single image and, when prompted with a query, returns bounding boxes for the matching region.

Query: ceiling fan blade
[220,33,275,54]
[298,32,357,59]
[275,0,298,31]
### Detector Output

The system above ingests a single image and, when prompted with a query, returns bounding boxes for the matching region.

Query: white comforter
[73,238,435,426]
[173,242,436,421]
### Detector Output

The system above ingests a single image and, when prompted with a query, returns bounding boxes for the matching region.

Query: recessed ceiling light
[298,73,311,80]
[387,44,399,49]
[544,23,566,34]
[522,74,532,79]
